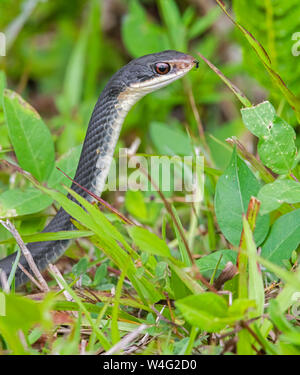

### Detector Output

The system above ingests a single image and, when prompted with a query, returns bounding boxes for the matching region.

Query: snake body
[0,50,197,287]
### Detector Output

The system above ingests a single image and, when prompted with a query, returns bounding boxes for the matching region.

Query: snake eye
[155,62,171,75]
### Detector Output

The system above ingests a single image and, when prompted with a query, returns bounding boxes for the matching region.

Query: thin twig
[48,264,73,302]
[0,269,9,293]
[17,263,43,290]
[139,306,165,346]
[127,137,141,156]
[103,324,148,355]
[185,80,211,158]
[0,219,49,291]
[151,305,189,336]
[80,339,87,355]
[240,320,265,351]
[290,173,300,183]
[218,316,261,340]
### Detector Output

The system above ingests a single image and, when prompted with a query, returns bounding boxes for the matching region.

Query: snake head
[117,50,198,94]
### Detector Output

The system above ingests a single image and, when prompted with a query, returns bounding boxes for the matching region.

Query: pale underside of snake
[0,50,197,287]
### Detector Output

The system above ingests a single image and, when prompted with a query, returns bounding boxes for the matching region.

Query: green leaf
[128,226,171,258]
[61,185,130,251]
[275,267,300,313]
[258,179,300,214]
[261,208,300,266]
[176,292,254,332]
[72,257,88,277]
[93,263,107,286]
[243,217,264,316]
[241,101,297,174]
[176,293,228,332]
[0,293,53,353]
[215,147,269,246]
[171,205,191,266]
[0,293,43,330]
[0,230,92,245]
[3,90,55,182]
[170,269,191,299]
[268,299,294,334]
[228,298,256,317]
[241,101,276,138]
[269,299,300,347]
[168,261,204,295]
[150,121,193,156]
[0,188,52,218]
[196,249,237,279]
[122,0,169,58]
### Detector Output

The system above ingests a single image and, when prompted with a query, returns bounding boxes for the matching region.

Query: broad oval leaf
[215,147,269,246]
[3,89,55,181]
[258,179,300,214]
[0,188,52,218]
[176,292,254,332]
[241,101,296,174]
[261,208,300,266]
[176,293,229,332]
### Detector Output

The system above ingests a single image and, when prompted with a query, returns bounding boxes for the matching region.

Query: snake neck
[71,83,144,201]
[0,82,146,288]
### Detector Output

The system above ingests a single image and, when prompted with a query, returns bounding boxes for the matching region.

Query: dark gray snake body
[0,50,197,287]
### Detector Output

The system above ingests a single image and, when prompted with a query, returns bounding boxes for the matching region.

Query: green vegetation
[0,0,300,355]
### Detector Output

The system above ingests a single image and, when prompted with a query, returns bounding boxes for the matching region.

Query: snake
[0,50,197,288]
